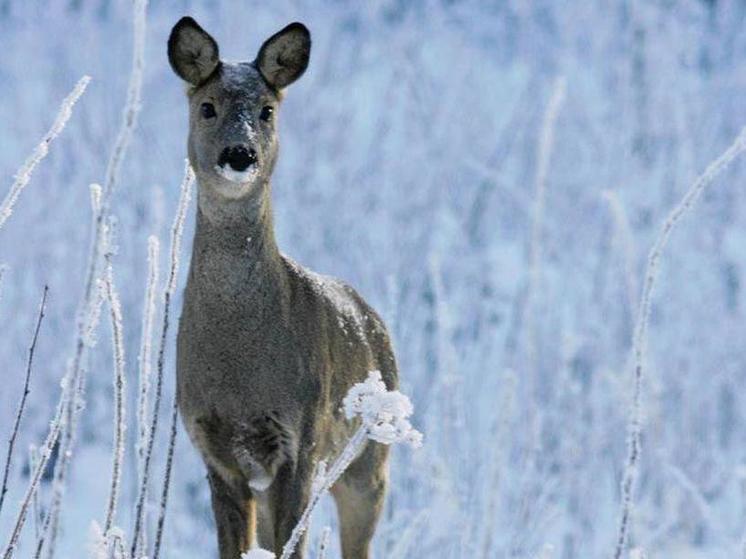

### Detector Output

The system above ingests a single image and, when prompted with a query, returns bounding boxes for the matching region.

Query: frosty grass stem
[0,286,48,517]
[133,235,159,557]
[40,2,147,556]
[316,526,331,559]
[102,255,126,534]
[0,76,90,233]
[279,371,422,559]
[131,162,194,558]
[613,126,746,559]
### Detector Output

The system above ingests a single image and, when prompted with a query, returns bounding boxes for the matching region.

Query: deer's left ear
[255,23,311,90]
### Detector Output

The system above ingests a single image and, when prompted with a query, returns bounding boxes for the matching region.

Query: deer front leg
[207,467,256,559]
[269,468,313,559]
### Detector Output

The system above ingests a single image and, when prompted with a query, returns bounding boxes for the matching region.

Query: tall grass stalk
[102,255,127,534]
[0,286,48,516]
[0,76,90,232]
[131,163,194,557]
[612,126,746,559]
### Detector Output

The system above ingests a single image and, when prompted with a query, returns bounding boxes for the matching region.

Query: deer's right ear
[168,17,220,86]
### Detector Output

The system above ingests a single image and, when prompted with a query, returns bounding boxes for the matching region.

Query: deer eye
[260,106,274,122]
[200,102,216,119]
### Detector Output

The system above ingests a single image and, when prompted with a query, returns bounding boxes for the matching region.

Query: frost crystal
[343,371,423,447]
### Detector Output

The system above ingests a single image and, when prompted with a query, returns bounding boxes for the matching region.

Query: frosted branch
[0,76,90,232]
[0,286,48,516]
[102,255,127,534]
[131,162,194,557]
[613,126,746,559]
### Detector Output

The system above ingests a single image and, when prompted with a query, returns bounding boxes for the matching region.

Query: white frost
[343,371,423,447]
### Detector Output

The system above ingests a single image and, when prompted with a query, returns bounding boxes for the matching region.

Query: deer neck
[188,178,286,307]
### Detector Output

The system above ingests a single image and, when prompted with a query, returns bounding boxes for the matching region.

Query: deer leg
[207,467,256,559]
[269,468,313,559]
[331,443,388,559]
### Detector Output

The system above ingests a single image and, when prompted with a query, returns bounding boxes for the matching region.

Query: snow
[343,371,423,447]
[1,1,746,558]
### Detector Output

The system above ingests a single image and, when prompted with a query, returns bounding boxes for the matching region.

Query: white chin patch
[214,164,258,184]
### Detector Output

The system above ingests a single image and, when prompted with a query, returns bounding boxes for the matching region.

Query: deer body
[169,18,397,559]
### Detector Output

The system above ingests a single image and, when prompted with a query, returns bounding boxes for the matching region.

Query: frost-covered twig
[1,376,68,559]
[133,235,159,556]
[28,446,42,542]
[0,286,48,516]
[152,400,178,559]
[316,526,331,559]
[137,236,159,467]
[40,4,147,555]
[131,163,194,557]
[0,76,90,232]
[102,255,126,534]
[525,76,566,365]
[612,126,746,559]
[280,371,422,559]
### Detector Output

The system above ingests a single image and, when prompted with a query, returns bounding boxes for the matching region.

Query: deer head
[168,17,311,204]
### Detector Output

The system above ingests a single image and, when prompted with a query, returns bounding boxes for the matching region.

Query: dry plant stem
[1,380,67,559]
[525,75,567,367]
[280,427,369,559]
[612,126,746,559]
[316,526,331,559]
[0,286,48,517]
[103,256,126,534]
[134,236,159,557]
[0,76,90,232]
[152,400,178,559]
[27,446,41,542]
[131,164,194,557]
[40,3,147,556]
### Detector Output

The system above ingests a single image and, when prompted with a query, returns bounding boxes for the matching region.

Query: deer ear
[255,23,311,90]
[168,17,220,86]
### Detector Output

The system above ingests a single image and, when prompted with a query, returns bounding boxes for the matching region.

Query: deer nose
[218,145,257,172]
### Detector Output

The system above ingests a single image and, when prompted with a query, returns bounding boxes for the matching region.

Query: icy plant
[342,370,423,447]
[0,286,47,516]
[102,255,127,534]
[280,371,422,559]
[613,125,746,559]
[0,75,90,232]
[132,161,194,559]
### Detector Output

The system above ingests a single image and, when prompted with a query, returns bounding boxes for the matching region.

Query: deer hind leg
[207,467,256,559]
[331,442,389,559]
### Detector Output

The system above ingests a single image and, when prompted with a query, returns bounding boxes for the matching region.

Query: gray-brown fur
[169,17,398,559]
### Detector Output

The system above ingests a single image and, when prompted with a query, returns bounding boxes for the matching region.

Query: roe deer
[169,17,398,559]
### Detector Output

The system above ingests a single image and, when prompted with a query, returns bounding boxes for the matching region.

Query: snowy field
[1,1,746,558]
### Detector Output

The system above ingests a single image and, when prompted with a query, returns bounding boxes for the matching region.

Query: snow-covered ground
[2,1,746,557]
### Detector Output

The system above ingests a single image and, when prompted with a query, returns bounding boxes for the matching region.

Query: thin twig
[134,235,159,558]
[1,376,67,559]
[152,400,178,559]
[131,163,194,557]
[613,126,746,559]
[0,77,90,232]
[0,286,48,516]
[102,255,127,534]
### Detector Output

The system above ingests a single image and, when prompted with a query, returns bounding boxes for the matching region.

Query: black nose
[218,145,257,172]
